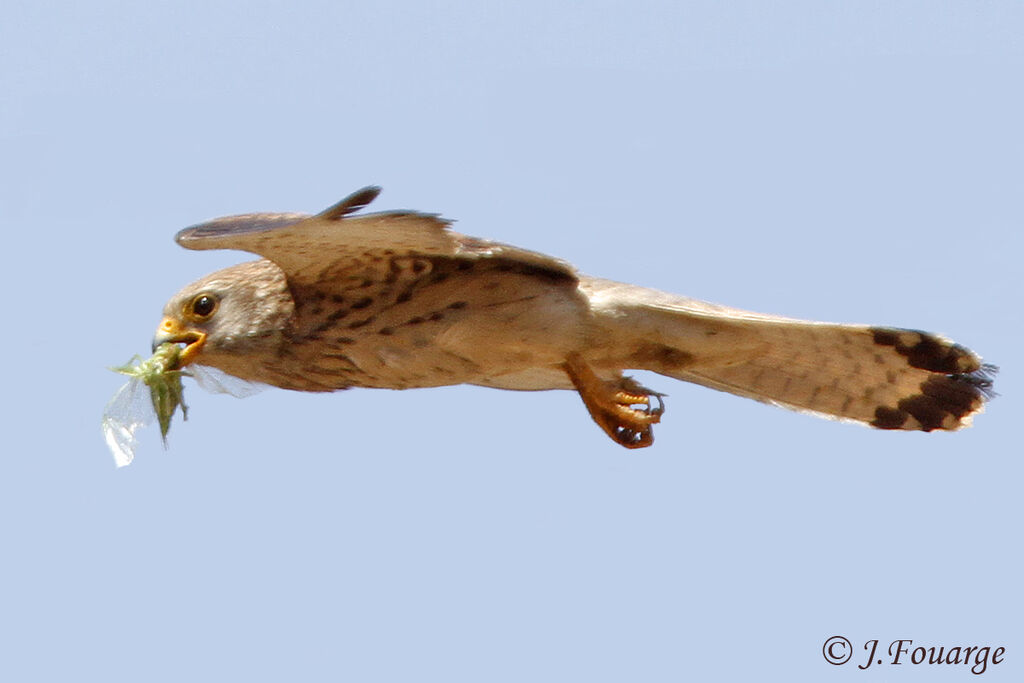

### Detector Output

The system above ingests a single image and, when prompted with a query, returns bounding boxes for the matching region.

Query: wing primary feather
[175,213,308,248]
[318,186,382,220]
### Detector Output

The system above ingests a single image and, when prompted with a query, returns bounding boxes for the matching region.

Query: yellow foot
[564,356,665,449]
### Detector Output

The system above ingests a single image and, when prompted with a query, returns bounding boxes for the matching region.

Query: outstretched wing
[174,186,576,286]
[584,278,995,432]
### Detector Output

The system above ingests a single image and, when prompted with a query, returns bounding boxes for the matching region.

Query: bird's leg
[563,354,665,449]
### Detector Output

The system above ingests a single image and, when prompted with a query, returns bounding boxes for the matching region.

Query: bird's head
[153,259,295,370]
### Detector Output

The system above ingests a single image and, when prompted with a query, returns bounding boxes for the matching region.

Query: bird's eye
[189,294,218,319]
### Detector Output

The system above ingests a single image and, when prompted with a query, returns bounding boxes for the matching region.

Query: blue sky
[2,2,1021,681]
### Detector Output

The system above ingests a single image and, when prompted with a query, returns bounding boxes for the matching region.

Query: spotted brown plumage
[866,329,995,431]
[154,186,995,448]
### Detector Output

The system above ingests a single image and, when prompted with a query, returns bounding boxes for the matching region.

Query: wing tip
[868,364,997,432]
[318,186,383,220]
[175,225,201,248]
[174,213,309,249]
[865,326,996,432]
[870,327,981,374]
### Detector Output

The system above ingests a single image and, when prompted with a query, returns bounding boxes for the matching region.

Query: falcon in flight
[154,187,994,447]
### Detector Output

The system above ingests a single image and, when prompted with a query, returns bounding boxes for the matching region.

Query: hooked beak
[152,317,207,366]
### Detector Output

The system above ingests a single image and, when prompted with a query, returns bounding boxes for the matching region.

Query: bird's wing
[582,278,994,431]
[175,186,576,286]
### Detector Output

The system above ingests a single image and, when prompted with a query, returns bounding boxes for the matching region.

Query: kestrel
[154,187,994,448]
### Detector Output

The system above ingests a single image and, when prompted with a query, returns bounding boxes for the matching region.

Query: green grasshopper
[103,343,189,467]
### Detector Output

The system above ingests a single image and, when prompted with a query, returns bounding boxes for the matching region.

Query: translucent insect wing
[101,377,157,467]
[188,364,266,398]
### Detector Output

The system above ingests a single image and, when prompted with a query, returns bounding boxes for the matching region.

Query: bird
[153,186,994,448]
